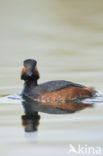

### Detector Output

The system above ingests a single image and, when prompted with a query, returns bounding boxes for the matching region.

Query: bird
[21,59,96,103]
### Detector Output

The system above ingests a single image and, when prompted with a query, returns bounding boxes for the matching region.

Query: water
[0,0,103,155]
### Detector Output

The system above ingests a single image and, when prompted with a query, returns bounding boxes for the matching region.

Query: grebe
[21,59,96,103]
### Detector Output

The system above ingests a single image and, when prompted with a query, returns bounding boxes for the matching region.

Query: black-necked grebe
[21,59,96,103]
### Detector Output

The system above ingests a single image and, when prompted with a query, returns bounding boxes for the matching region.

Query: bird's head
[21,59,40,81]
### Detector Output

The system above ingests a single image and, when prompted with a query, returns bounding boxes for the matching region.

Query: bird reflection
[21,112,40,132]
[21,95,93,132]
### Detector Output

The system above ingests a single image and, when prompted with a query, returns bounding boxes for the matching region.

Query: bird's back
[23,80,85,99]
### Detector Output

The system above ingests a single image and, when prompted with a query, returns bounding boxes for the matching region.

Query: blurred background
[0,0,103,95]
[0,0,103,156]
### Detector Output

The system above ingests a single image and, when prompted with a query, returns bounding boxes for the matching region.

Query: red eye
[24,68,27,72]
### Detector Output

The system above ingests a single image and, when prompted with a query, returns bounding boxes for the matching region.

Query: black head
[24,59,37,71]
[21,59,40,81]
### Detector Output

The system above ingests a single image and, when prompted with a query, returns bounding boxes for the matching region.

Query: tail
[85,87,97,97]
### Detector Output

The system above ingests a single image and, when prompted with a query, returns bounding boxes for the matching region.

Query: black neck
[22,80,38,96]
[25,79,38,87]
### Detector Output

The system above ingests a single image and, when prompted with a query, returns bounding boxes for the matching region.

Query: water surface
[0,0,103,155]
